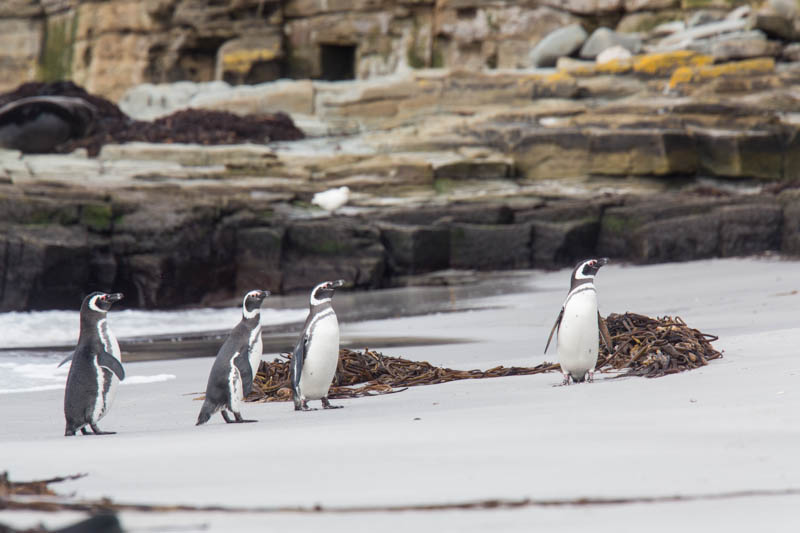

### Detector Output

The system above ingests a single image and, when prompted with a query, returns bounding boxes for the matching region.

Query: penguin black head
[570,258,608,289]
[82,291,124,315]
[242,289,269,319]
[310,279,345,306]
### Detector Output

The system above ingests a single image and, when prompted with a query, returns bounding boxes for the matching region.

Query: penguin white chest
[557,288,599,379]
[247,327,263,381]
[299,313,340,400]
[92,319,122,422]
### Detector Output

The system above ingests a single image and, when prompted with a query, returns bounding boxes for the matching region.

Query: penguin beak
[330,279,345,289]
[104,293,124,303]
[259,290,270,299]
[597,258,609,267]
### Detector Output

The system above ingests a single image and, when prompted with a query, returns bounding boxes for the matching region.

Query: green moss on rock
[81,204,113,232]
[37,13,78,82]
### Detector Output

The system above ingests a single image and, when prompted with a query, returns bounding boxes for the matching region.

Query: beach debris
[3,470,797,516]
[247,312,721,401]
[249,349,559,402]
[0,471,85,498]
[598,313,723,378]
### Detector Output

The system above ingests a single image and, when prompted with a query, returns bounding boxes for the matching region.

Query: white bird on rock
[312,186,350,212]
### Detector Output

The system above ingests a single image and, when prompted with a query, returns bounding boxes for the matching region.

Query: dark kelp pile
[599,312,723,378]
[248,350,558,402]
[0,81,304,156]
[248,312,722,402]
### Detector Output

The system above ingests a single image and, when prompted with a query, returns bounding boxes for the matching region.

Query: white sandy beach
[2,257,800,531]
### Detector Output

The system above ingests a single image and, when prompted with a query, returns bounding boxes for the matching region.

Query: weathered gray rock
[687,30,782,61]
[782,43,800,62]
[450,223,531,270]
[781,192,800,255]
[235,226,284,295]
[579,27,642,59]
[597,197,730,260]
[0,225,91,311]
[530,218,600,269]
[529,24,588,68]
[718,203,782,257]
[623,0,678,11]
[281,218,385,292]
[687,10,723,28]
[657,18,749,51]
[692,128,784,180]
[380,224,450,275]
[631,212,721,263]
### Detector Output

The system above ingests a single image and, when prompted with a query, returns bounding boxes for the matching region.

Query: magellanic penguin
[196,289,269,425]
[290,279,345,411]
[64,292,125,436]
[545,258,613,385]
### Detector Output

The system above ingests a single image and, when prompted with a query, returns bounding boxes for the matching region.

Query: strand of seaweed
[247,312,722,402]
[3,473,797,516]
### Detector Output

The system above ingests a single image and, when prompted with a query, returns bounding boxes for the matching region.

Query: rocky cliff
[3,0,800,311]
[5,0,800,100]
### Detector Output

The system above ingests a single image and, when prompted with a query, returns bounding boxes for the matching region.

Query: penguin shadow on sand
[545,258,613,387]
[290,279,346,411]
[62,292,126,436]
[196,290,269,426]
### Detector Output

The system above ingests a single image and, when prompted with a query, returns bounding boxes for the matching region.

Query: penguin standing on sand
[291,280,345,411]
[64,292,126,436]
[196,290,269,425]
[545,258,613,385]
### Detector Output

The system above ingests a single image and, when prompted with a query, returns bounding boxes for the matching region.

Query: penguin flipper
[290,335,308,393]
[233,352,254,396]
[544,308,564,354]
[98,352,125,381]
[57,352,74,367]
[598,312,613,352]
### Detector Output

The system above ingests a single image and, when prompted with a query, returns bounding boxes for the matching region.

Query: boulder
[235,226,284,295]
[449,222,532,270]
[718,203,782,257]
[597,197,730,259]
[530,218,601,269]
[579,27,642,59]
[596,45,632,64]
[529,24,588,68]
[380,224,450,275]
[630,212,721,263]
[0,225,92,311]
[781,192,800,255]
[281,218,386,292]
[691,127,784,180]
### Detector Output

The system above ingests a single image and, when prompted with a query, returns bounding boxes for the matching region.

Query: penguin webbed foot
[558,373,572,386]
[587,370,595,383]
[294,399,316,411]
[233,412,257,423]
[222,410,256,423]
[321,397,342,410]
[89,424,115,435]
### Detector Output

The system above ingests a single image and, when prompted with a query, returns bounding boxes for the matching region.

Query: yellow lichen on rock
[633,50,713,77]
[668,57,776,89]
[595,58,634,75]
[222,48,280,74]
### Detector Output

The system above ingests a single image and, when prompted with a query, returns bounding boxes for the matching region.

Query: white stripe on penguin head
[573,259,598,281]
[88,294,105,313]
[310,281,332,306]
[242,290,262,319]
